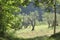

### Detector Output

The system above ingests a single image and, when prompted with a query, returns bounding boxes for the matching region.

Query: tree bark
[54,0,56,35]
[31,20,35,31]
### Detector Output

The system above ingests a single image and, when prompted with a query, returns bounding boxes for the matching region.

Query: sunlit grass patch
[11,24,60,38]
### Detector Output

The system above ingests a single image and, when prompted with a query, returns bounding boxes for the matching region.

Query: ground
[13,24,60,38]
[3,24,60,40]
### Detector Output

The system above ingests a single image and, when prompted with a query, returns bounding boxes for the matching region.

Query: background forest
[0,0,60,40]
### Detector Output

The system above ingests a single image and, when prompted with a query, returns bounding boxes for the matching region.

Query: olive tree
[28,11,39,31]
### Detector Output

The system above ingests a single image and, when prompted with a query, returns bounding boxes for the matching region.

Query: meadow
[5,24,60,40]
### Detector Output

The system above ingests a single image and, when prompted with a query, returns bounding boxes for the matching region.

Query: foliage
[42,12,54,21]
[0,0,31,37]
[34,0,60,12]
[0,0,60,40]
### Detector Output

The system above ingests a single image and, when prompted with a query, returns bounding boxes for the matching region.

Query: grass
[3,24,60,40]
[14,24,60,38]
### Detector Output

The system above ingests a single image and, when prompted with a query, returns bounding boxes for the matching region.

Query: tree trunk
[31,20,35,31]
[32,26,35,31]
[54,0,56,35]
[48,21,51,28]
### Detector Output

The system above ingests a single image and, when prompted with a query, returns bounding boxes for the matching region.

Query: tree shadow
[1,35,49,40]
[1,32,60,40]
[49,32,60,40]
[7,36,48,40]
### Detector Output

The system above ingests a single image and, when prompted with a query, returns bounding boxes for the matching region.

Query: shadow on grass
[4,36,49,40]
[1,32,60,40]
[0,35,51,40]
[49,32,60,40]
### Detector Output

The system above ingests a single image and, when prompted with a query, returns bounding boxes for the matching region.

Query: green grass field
[13,24,60,39]
[5,24,60,40]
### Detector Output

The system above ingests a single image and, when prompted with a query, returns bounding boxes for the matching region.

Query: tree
[53,0,56,35]
[0,0,31,37]
[28,11,39,31]
[42,12,54,28]
[34,0,60,34]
